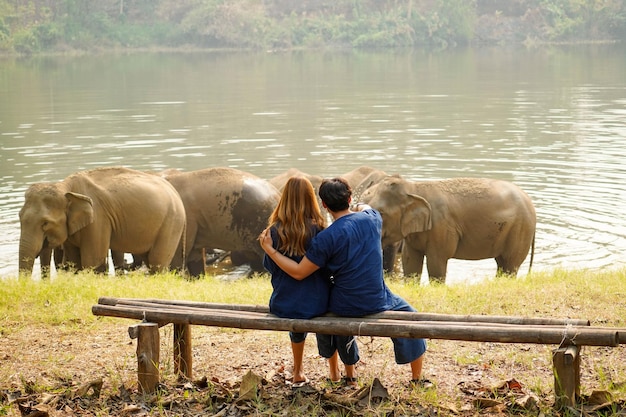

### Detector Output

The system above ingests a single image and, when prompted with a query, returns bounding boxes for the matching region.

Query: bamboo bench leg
[129,322,160,394]
[552,345,580,408]
[174,323,192,380]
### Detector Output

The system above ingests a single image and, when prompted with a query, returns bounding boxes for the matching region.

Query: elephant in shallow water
[362,175,536,283]
[164,167,281,277]
[18,167,186,277]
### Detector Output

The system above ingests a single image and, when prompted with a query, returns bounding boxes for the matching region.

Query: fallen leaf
[493,378,523,394]
[473,398,503,409]
[356,378,389,406]
[238,370,263,401]
[513,394,539,411]
[587,390,613,405]
[73,378,103,399]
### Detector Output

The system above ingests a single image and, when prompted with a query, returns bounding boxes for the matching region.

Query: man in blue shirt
[259,177,429,386]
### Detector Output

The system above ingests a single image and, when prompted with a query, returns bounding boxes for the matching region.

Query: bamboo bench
[92,297,621,408]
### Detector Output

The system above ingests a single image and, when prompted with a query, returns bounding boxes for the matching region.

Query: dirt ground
[1,321,625,416]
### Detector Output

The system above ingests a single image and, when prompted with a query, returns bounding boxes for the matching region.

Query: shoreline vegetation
[0,1,624,56]
[1,267,626,415]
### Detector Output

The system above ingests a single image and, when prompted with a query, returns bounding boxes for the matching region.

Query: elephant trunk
[18,236,42,277]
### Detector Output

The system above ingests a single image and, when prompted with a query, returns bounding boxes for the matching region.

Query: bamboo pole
[96,299,593,332]
[92,304,619,347]
[97,296,590,327]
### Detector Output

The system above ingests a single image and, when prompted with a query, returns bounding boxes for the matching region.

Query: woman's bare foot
[292,372,307,384]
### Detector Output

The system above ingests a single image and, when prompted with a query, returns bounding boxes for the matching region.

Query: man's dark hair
[319,177,352,212]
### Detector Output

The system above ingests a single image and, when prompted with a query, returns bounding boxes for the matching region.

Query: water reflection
[1,46,625,282]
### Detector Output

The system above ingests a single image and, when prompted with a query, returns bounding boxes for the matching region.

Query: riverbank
[1,1,624,55]
[1,268,625,416]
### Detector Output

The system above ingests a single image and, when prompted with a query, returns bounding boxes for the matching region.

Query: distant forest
[1,0,624,54]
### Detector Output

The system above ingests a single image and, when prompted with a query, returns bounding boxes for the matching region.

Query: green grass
[0,271,274,328]
[2,267,625,328]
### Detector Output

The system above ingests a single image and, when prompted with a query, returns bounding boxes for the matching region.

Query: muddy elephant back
[165,167,280,273]
[235,176,280,237]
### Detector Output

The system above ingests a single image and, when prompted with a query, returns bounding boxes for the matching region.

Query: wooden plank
[97,300,596,332]
[97,297,591,327]
[92,304,619,347]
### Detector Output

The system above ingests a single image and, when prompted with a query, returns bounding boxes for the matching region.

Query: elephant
[163,167,281,277]
[18,167,186,277]
[361,175,536,283]
[340,166,401,273]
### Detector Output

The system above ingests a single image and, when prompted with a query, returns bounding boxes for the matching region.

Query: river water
[1,45,625,283]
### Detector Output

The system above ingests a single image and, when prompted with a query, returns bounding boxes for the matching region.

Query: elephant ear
[401,194,432,236]
[65,192,94,235]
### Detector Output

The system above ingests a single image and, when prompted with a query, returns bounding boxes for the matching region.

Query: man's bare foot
[343,376,358,388]
[328,366,341,383]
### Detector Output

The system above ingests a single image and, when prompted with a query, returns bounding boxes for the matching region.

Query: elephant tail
[527,232,535,275]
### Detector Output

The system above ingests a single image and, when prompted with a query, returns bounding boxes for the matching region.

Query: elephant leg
[423,252,450,283]
[79,236,110,273]
[495,256,520,277]
[39,246,53,279]
[186,248,205,278]
[424,234,459,283]
[230,251,264,272]
[382,241,401,273]
[130,253,146,270]
[53,247,65,271]
[147,227,185,274]
[187,259,205,277]
[62,243,81,271]
[111,250,126,274]
[229,250,249,266]
[401,244,425,279]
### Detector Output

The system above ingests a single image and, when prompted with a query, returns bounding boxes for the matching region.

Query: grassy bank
[2,267,625,327]
[1,267,625,416]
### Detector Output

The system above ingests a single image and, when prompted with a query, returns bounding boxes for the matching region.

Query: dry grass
[1,267,626,416]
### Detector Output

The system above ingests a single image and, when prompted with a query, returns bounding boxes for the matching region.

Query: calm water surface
[1,46,625,282]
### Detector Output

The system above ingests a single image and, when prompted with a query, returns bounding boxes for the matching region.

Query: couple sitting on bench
[260,176,430,389]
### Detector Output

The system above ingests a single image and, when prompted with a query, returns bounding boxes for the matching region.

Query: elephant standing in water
[164,167,281,277]
[18,167,186,277]
[362,175,536,283]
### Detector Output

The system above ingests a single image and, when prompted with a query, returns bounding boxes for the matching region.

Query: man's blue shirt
[306,209,393,316]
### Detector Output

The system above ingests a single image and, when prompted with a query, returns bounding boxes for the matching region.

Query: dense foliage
[0,0,624,54]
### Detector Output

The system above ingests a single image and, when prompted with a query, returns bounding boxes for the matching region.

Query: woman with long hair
[263,176,358,388]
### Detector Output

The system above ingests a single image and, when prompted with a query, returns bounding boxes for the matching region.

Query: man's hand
[352,202,371,212]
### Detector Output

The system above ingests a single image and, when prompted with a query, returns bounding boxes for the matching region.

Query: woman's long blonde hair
[268,176,326,257]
